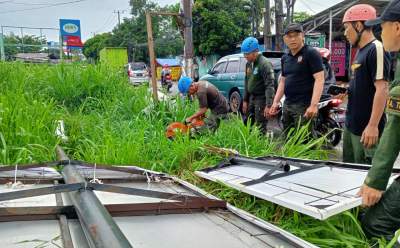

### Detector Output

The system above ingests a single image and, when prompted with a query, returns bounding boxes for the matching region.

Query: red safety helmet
[342,4,376,23]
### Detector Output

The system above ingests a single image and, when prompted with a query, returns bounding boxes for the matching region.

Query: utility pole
[275,0,284,51]
[182,0,193,78]
[264,0,272,50]
[114,10,126,26]
[145,11,158,103]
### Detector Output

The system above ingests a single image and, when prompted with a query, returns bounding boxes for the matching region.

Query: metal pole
[329,10,333,53]
[20,27,24,53]
[183,0,193,77]
[0,26,5,61]
[146,12,159,103]
[56,146,132,248]
[264,0,272,50]
[59,30,63,61]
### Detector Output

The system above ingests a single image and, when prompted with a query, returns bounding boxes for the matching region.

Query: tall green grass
[0,62,395,248]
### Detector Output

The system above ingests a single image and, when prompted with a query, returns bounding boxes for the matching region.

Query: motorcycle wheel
[316,117,342,147]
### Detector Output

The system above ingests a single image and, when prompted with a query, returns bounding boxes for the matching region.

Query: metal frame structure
[0,25,62,61]
[0,147,317,248]
[196,155,400,220]
[302,0,390,58]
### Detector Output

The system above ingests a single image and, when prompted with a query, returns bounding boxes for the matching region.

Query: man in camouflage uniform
[269,23,325,133]
[357,0,400,242]
[241,37,275,134]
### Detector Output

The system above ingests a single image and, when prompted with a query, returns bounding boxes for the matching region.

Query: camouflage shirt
[243,54,275,106]
[364,85,400,190]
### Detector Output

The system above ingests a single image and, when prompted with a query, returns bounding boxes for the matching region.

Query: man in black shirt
[270,23,325,133]
[341,4,390,164]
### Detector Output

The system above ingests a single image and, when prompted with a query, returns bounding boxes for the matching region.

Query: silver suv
[126,62,149,85]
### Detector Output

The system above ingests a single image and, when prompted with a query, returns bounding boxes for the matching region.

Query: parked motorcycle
[313,96,345,147]
[275,94,345,147]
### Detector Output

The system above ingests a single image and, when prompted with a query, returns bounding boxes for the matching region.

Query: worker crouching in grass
[178,76,229,136]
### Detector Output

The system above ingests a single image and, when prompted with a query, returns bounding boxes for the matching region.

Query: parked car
[200,52,284,113]
[126,62,149,85]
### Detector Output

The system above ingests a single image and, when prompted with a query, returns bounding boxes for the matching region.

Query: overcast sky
[0,0,343,42]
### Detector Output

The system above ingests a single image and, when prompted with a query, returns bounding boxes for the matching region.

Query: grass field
[0,62,398,248]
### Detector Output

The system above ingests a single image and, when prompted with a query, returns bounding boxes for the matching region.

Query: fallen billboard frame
[0,148,318,248]
[196,155,400,220]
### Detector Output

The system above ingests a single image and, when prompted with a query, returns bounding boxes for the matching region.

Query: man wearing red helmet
[342,4,391,164]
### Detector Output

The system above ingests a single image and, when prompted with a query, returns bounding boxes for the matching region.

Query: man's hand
[304,104,318,119]
[357,184,383,207]
[361,125,379,148]
[268,102,280,116]
[242,101,248,114]
[185,117,193,124]
[263,106,271,118]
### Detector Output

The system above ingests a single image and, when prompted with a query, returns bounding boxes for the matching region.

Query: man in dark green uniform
[178,76,229,135]
[241,37,275,134]
[357,0,400,242]
[269,23,325,133]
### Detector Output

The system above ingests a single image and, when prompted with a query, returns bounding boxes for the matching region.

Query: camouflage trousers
[247,95,268,134]
[282,102,313,134]
[361,179,400,244]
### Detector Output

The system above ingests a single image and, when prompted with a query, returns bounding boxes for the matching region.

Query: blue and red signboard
[59,19,83,48]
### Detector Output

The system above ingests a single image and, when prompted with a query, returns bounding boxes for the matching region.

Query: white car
[126,62,149,85]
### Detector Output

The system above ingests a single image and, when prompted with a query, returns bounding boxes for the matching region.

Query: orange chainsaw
[165,115,205,139]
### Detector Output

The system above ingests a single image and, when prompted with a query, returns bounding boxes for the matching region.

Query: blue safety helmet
[178,76,193,94]
[241,37,259,54]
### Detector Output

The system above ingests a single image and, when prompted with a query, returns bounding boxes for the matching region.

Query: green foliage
[2,34,47,60]
[0,62,393,248]
[84,1,183,63]
[193,0,251,55]
[82,33,112,61]
[293,11,313,23]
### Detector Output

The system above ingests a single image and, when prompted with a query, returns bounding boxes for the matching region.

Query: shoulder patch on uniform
[387,96,400,113]
[253,67,258,75]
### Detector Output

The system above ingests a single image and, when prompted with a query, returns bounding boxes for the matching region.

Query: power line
[93,12,115,34]
[0,0,90,14]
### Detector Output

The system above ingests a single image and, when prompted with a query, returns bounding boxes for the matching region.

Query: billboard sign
[59,19,83,48]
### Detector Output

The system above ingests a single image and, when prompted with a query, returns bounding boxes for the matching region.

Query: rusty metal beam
[55,180,74,248]
[56,146,132,248]
[0,183,83,202]
[0,200,226,222]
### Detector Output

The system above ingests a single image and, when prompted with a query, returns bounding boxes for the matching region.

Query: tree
[82,33,112,61]
[193,0,251,56]
[293,11,313,23]
[2,33,46,60]
[84,1,183,63]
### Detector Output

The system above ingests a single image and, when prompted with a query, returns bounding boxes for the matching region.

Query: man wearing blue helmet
[178,76,229,134]
[241,37,275,134]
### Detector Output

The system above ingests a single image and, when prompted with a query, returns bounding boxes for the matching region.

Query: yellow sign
[156,66,182,81]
